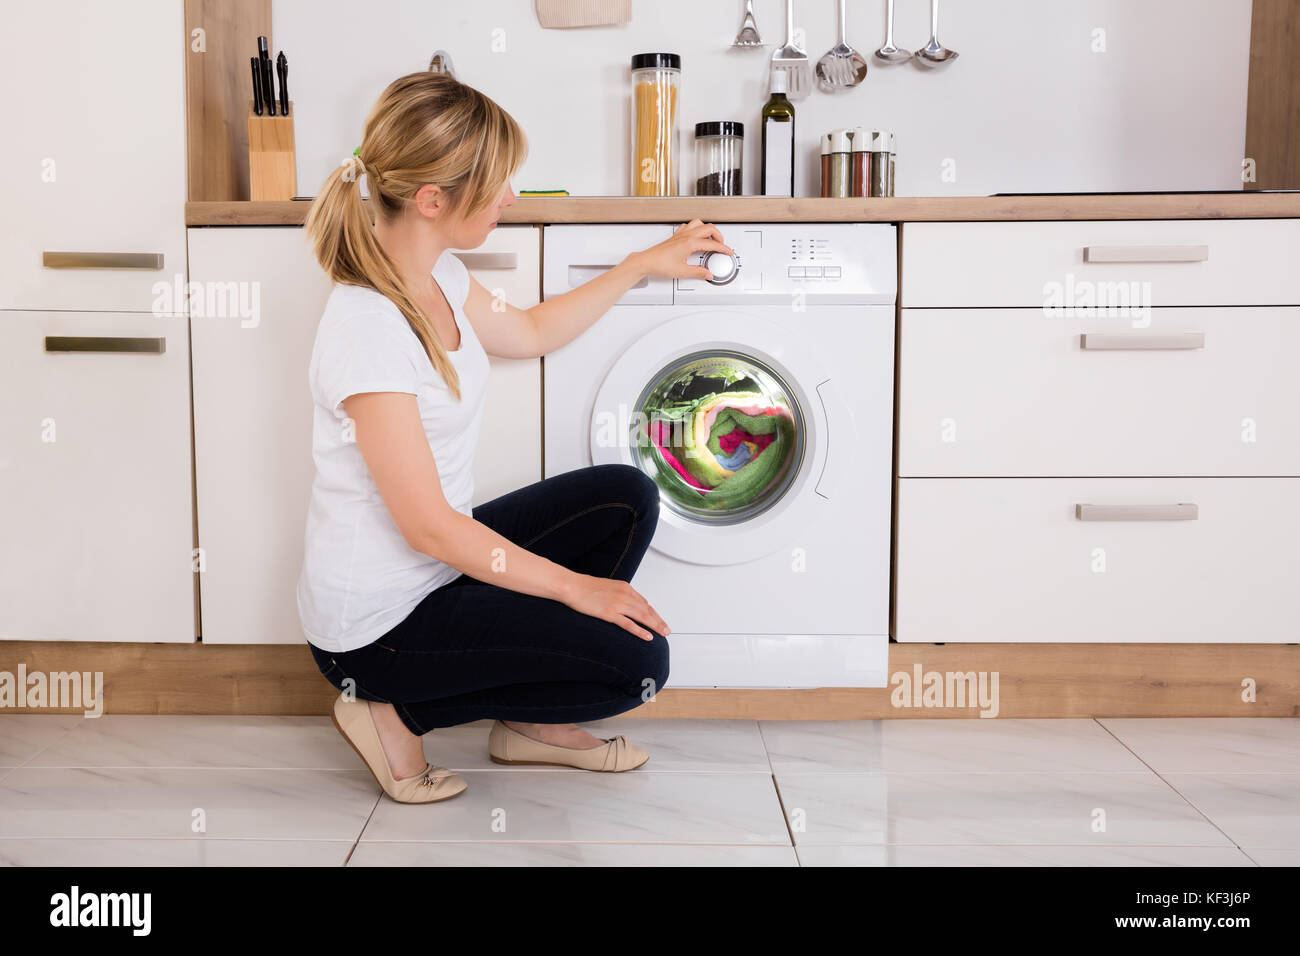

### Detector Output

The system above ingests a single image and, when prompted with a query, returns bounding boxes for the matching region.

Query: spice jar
[819,133,831,197]
[630,53,681,196]
[850,126,870,197]
[867,129,895,197]
[694,122,743,196]
[820,129,852,198]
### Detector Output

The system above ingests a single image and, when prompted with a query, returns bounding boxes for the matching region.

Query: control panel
[672,222,896,304]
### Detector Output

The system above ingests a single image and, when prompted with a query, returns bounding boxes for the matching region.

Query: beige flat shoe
[488,720,649,772]
[331,695,467,803]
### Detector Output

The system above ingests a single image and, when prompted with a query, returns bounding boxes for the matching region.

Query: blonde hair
[305,72,527,401]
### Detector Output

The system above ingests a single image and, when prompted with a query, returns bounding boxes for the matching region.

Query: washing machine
[542,223,895,688]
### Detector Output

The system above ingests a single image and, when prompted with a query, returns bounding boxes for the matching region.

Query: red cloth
[716,427,775,456]
[649,410,782,493]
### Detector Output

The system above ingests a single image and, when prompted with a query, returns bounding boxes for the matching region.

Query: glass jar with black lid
[630,52,682,196]
[694,121,744,196]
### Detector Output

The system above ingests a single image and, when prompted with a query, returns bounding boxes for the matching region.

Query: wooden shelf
[185,193,1300,227]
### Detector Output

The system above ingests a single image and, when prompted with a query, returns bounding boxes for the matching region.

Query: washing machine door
[589,312,846,566]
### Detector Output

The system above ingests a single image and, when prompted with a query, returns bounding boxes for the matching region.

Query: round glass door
[630,350,805,522]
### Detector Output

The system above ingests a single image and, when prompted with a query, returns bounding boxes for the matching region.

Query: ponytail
[306,73,526,401]
[305,153,462,401]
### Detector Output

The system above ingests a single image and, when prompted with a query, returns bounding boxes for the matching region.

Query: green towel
[700,413,795,510]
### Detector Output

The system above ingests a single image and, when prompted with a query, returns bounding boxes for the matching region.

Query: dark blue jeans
[308,464,671,735]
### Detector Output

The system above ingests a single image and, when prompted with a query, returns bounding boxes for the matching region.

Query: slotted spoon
[816,0,868,92]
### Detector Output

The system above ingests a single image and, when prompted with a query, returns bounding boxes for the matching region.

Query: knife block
[247,102,296,201]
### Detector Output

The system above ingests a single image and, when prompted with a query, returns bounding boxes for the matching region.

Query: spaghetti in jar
[630,53,681,196]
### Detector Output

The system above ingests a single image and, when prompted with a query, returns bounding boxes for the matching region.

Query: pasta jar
[630,53,681,196]
[694,121,743,196]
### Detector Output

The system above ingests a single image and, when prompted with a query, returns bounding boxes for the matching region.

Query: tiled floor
[0,714,1295,866]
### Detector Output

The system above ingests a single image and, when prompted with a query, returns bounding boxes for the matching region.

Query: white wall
[276,0,1253,199]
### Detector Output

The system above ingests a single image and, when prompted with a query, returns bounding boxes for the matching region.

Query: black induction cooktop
[991,189,1299,196]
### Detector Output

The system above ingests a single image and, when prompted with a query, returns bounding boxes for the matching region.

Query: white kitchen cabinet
[899,306,1300,477]
[0,311,195,642]
[901,220,1300,308]
[894,477,1300,643]
[452,227,544,503]
[0,0,185,312]
[188,225,541,644]
[894,217,1300,644]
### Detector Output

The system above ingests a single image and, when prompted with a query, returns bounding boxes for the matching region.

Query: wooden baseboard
[2,642,1295,718]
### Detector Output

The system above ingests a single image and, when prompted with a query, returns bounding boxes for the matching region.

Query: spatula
[771,0,812,101]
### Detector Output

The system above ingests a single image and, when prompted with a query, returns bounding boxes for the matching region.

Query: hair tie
[346,149,379,187]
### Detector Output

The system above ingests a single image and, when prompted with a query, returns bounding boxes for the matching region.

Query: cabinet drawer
[901,220,1300,307]
[0,0,185,312]
[453,224,540,306]
[894,478,1300,643]
[899,307,1300,477]
[0,311,195,642]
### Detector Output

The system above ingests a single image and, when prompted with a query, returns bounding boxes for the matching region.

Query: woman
[297,71,734,804]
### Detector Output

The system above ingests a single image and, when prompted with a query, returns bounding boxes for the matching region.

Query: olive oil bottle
[760,71,795,197]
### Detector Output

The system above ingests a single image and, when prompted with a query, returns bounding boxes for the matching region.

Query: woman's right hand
[563,574,670,642]
[633,219,734,281]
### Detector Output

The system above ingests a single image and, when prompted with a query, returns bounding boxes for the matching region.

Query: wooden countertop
[186,193,1300,226]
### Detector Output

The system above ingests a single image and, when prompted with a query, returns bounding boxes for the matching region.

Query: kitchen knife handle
[264,58,276,116]
[250,57,264,115]
[258,37,275,116]
[277,51,289,115]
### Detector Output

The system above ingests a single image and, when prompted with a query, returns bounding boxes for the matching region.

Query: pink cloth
[649,420,710,491]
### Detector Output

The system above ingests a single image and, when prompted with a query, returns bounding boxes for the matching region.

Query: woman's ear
[412,183,445,219]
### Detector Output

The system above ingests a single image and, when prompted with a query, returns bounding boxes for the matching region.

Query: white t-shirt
[297,249,490,653]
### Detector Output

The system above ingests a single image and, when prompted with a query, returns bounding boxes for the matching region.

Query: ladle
[915,0,959,66]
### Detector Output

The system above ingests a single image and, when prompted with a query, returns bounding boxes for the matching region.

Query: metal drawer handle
[44,336,166,354]
[452,252,517,270]
[1082,244,1208,263]
[1075,503,1198,521]
[43,251,165,270]
[1080,332,1205,350]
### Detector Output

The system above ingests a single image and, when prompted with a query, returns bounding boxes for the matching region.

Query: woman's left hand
[632,219,735,280]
